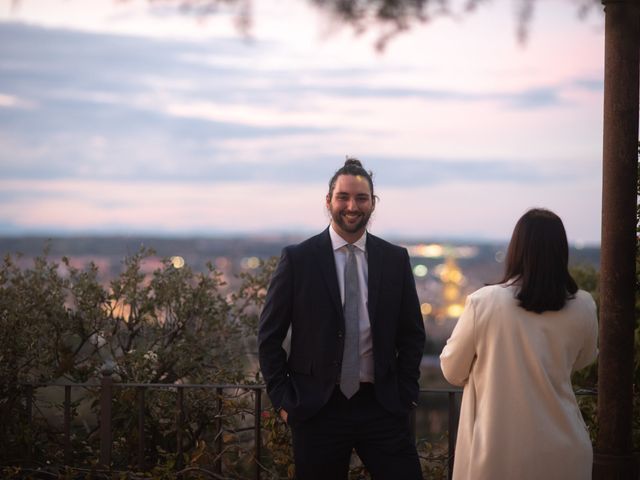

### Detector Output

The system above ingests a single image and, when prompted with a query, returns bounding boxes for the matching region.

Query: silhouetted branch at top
[149,0,254,33]
[9,0,603,49]
[319,0,602,47]
[148,0,601,49]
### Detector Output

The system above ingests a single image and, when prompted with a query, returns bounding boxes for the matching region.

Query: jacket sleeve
[440,295,477,386]
[258,248,294,410]
[396,249,426,407]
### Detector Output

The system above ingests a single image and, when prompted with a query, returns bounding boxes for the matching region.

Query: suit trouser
[289,383,423,480]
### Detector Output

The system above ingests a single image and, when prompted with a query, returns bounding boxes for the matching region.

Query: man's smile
[342,211,362,221]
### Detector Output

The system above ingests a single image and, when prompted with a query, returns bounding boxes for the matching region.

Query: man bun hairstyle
[344,158,363,168]
[328,156,375,200]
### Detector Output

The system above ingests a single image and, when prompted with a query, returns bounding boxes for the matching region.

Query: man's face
[326,174,375,240]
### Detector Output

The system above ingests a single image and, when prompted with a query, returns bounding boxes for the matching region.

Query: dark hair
[499,208,578,313]
[328,157,375,201]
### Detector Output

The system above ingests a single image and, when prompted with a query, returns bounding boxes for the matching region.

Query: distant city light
[241,256,260,269]
[170,256,185,269]
[438,265,452,282]
[248,257,260,268]
[420,302,433,315]
[494,251,505,263]
[443,284,459,302]
[423,244,443,257]
[448,269,464,284]
[413,264,428,277]
[406,244,479,259]
[408,244,444,258]
[447,304,465,318]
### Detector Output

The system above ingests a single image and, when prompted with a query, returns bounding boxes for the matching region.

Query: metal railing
[15,373,462,479]
[19,375,269,478]
[13,374,593,479]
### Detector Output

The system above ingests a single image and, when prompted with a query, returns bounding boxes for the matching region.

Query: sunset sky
[0,0,605,243]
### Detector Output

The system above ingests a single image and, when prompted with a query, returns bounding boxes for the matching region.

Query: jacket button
[337,331,343,338]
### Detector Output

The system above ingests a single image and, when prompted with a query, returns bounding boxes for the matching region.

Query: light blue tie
[340,244,360,398]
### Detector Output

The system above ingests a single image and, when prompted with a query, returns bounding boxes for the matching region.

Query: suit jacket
[258,227,426,425]
[440,285,598,480]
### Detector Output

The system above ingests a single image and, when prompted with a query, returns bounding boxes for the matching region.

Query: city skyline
[0,0,605,244]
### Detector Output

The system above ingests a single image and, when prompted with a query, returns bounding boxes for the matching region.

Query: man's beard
[331,209,372,234]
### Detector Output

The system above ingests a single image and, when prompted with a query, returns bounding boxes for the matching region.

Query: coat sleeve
[396,248,427,407]
[258,248,294,410]
[573,293,598,371]
[440,295,477,387]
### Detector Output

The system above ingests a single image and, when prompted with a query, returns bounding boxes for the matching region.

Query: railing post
[216,387,223,475]
[176,387,184,470]
[25,384,33,464]
[137,386,146,471]
[447,391,459,480]
[254,388,262,480]
[99,367,113,468]
[63,385,71,465]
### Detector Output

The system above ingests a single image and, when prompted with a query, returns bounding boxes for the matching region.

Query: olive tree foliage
[0,247,266,386]
[0,247,276,471]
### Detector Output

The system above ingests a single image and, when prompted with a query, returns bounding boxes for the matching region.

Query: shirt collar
[329,223,367,253]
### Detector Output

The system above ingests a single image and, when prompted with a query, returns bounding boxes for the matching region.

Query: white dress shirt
[329,224,374,383]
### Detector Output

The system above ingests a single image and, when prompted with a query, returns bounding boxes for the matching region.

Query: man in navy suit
[258,158,425,479]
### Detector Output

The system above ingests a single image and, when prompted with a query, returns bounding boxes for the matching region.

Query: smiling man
[258,158,426,479]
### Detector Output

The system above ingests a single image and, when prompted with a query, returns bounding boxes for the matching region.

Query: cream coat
[440,285,598,480]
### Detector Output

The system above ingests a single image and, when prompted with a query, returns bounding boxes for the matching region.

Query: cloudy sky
[0,0,605,243]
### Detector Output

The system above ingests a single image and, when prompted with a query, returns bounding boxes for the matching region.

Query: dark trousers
[289,384,423,480]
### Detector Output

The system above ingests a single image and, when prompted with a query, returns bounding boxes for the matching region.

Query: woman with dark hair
[440,208,598,480]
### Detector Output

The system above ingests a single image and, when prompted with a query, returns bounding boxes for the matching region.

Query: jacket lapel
[366,233,381,327]
[316,228,343,316]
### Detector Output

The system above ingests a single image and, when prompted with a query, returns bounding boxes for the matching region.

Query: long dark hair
[499,208,578,313]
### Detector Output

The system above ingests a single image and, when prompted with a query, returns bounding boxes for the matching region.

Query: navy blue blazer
[258,228,426,425]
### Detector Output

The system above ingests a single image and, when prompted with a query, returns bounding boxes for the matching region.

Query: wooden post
[594,0,639,478]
